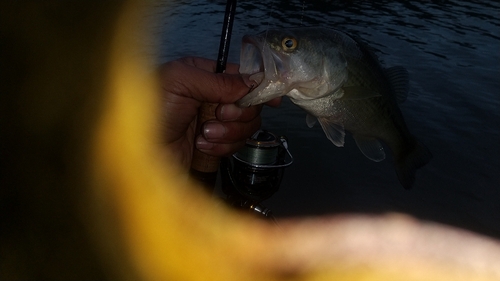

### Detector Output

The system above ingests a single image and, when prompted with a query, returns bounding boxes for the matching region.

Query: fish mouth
[237,35,287,107]
[239,36,265,78]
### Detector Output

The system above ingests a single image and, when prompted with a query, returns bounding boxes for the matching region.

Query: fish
[237,27,432,189]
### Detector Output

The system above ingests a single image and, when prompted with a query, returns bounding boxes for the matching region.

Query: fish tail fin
[396,141,433,189]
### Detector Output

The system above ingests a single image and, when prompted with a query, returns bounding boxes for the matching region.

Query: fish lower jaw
[237,81,287,107]
[235,97,255,107]
[248,72,265,85]
[236,91,269,107]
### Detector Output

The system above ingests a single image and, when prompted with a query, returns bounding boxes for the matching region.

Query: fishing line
[237,130,278,165]
[236,146,278,165]
[232,130,293,168]
[263,0,276,41]
[300,0,305,26]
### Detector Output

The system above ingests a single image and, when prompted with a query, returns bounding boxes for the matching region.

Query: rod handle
[190,102,220,189]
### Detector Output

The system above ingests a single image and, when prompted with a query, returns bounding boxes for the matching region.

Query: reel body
[221,130,293,218]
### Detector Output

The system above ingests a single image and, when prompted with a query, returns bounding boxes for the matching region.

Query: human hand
[159,57,280,170]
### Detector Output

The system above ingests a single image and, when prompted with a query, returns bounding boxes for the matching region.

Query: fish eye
[281,37,297,52]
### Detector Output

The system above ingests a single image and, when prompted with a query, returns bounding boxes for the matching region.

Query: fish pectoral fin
[306,114,317,128]
[353,135,386,162]
[318,118,345,147]
[341,86,381,100]
[384,66,409,103]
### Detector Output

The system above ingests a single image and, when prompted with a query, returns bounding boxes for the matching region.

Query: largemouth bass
[237,27,432,189]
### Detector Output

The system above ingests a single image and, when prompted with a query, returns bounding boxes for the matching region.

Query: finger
[225,62,241,74]
[160,60,254,104]
[180,57,241,74]
[178,56,240,75]
[177,56,217,72]
[265,97,282,108]
[216,103,263,122]
[202,118,261,144]
[195,135,246,157]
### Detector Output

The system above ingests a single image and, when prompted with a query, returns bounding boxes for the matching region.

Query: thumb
[160,60,254,104]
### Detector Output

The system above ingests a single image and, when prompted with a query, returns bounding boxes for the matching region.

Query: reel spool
[221,130,293,217]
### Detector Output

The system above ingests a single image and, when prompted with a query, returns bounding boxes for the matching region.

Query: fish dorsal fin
[306,114,316,128]
[318,118,345,147]
[384,66,409,103]
[353,135,386,162]
[341,86,381,100]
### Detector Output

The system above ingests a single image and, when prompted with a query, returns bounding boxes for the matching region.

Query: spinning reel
[220,130,293,219]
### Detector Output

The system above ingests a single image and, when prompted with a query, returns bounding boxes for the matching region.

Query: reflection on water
[147,0,500,237]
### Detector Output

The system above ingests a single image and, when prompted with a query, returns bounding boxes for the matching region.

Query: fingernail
[203,122,226,140]
[220,104,242,121]
[195,135,214,150]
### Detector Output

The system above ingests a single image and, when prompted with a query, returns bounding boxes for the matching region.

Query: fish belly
[339,98,406,148]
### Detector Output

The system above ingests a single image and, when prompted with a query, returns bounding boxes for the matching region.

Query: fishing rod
[190,0,238,191]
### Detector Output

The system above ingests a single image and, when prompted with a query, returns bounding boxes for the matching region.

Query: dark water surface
[147,1,500,237]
